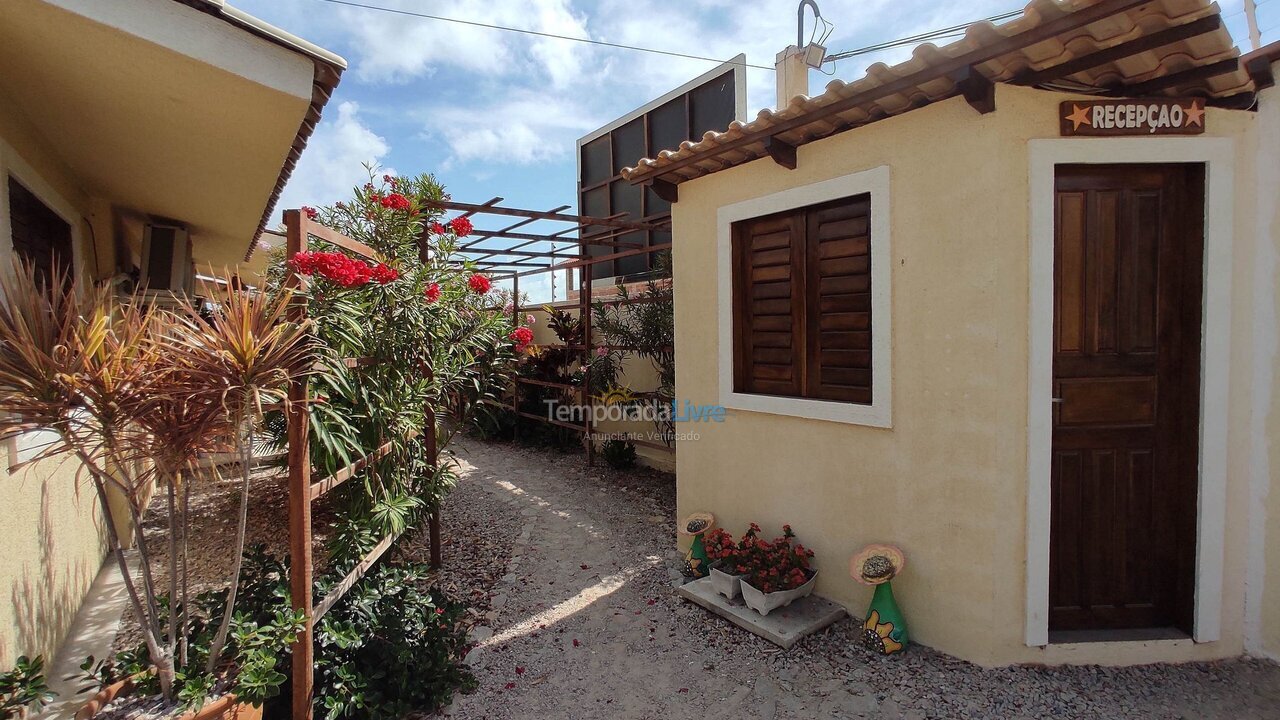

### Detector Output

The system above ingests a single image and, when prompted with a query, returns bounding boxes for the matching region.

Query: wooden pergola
[281,200,673,720]
[433,197,677,463]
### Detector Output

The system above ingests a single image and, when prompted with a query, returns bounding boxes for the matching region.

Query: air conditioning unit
[140,223,193,294]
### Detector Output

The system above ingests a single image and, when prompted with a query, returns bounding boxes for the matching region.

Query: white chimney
[775,45,809,109]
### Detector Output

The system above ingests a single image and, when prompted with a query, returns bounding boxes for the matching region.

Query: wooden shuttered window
[732,194,873,404]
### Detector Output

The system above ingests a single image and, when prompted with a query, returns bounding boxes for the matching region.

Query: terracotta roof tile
[623,0,1252,185]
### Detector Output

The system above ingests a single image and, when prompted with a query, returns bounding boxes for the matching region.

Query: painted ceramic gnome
[851,543,908,655]
[679,512,716,579]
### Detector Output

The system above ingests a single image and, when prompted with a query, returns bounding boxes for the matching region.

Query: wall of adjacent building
[1251,64,1280,662]
[520,303,675,471]
[670,83,1260,666]
[0,82,117,669]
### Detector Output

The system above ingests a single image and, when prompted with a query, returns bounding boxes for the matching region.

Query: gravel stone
[436,439,1280,720]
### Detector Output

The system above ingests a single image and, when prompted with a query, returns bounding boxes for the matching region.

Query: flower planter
[709,565,745,600]
[76,679,261,720]
[740,570,818,616]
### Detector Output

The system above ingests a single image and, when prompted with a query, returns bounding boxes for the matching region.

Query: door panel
[1049,164,1203,633]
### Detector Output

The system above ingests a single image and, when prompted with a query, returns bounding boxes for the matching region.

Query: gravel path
[441,439,1280,720]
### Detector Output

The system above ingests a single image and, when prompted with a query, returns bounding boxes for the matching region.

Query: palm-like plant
[0,258,314,703]
[163,286,314,673]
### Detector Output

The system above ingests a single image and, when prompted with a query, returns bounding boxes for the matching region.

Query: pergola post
[284,210,315,720]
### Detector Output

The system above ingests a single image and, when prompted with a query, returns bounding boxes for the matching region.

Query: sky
[236,0,1276,302]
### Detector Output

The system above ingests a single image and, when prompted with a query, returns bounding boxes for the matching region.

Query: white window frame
[716,165,892,427]
[1024,137,1234,648]
[0,137,85,466]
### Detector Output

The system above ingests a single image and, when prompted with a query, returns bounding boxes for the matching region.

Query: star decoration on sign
[1183,100,1205,127]
[1064,104,1092,131]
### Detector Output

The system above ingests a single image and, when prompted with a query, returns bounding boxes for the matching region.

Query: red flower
[370,263,399,284]
[449,216,473,237]
[301,206,319,220]
[424,283,442,302]
[509,326,534,352]
[379,193,411,211]
[430,222,446,235]
[468,274,492,294]
[289,251,374,288]
[383,174,396,185]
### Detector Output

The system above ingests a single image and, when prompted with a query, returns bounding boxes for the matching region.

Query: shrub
[600,438,638,469]
[76,548,305,710]
[313,561,475,719]
[1,656,54,719]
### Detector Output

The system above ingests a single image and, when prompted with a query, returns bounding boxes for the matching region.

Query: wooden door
[1049,164,1204,633]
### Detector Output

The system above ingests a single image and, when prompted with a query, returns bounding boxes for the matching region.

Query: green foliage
[600,438,638,469]
[0,656,54,719]
[510,305,585,452]
[266,168,517,541]
[469,402,516,441]
[591,255,675,443]
[78,546,305,710]
[314,561,475,719]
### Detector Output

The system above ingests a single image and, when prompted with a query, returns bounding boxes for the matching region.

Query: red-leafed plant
[717,523,815,593]
[703,524,760,575]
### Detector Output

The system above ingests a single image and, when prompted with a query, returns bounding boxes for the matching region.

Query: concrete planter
[709,565,745,600]
[76,679,262,720]
[741,570,818,616]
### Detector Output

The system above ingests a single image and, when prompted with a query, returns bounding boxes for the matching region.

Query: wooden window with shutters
[732,193,873,404]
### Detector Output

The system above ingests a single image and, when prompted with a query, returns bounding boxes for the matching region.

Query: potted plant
[703,524,761,600]
[739,525,817,616]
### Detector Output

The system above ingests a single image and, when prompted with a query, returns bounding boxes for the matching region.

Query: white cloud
[340,0,591,86]
[423,90,599,166]
[275,101,395,217]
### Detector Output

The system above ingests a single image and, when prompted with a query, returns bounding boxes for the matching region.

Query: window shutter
[804,195,873,403]
[733,212,803,397]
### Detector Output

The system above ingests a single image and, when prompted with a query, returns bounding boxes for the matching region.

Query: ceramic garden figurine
[851,543,908,655]
[679,512,716,579]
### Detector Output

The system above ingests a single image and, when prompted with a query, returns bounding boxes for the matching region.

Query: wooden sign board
[1060,99,1206,136]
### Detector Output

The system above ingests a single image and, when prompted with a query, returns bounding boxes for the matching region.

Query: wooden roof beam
[648,178,680,202]
[1013,15,1223,87]
[433,200,669,232]
[955,65,996,114]
[765,137,798,169]
[1110,57,1239,97]
[459,246,581,258]
[628,0,1154,185]
[1244,54,1275,90]
[459,204,570,249]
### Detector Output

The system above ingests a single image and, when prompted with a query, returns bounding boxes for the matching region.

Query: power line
[826,8,1024,61]
[312,0,776,70]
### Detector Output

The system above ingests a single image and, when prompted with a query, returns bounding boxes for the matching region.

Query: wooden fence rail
[282,209,440,720]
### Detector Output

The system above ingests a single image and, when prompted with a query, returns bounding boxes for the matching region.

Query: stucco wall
[671,83,1260,666]
[0,84,114,669]
[1254,72,1280,662]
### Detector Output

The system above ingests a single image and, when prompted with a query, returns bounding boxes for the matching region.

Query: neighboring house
[625,0,1280,665]
[0,0,343,668]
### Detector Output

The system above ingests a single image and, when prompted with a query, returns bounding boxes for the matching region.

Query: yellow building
[625,0,1280,666]
[0,0,343,668]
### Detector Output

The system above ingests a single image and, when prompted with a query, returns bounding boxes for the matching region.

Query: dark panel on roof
[689,71,737,137]
[648,97,687,161]
[581,135,611,186]
[612,118,646,176]
[578,60,742,281]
